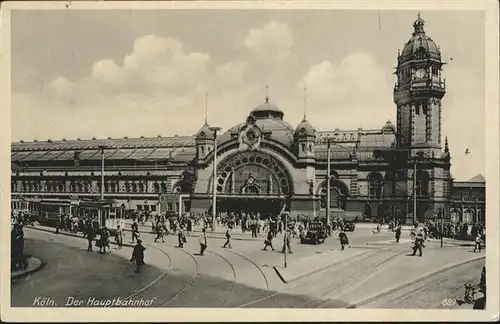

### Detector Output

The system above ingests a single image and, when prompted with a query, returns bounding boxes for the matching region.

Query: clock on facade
[415,68,427,79]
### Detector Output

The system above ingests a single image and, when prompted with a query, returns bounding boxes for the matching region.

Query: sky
[10,9,485,180]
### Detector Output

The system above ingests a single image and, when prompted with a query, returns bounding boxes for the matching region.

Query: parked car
[343,221,356,232]
[300,221,327,244]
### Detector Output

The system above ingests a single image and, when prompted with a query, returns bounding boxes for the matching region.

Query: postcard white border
[1,1,498,322]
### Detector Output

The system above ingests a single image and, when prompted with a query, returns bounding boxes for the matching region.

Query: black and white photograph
[1,1,498,322]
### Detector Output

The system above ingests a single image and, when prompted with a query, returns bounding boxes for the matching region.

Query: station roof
[11,127,395,163]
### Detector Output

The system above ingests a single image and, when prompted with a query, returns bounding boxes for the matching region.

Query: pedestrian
[262,230,275,251]
[86,225,95,251]
[116,225,123,249]
[11,223,27,270]
[130,239,146,273]
[410,226,416,241]
[411,231,425,257]
[222,227,232,249]
[199,228,208,256]
[395,224,402,243]
[99,227,111,253]
[154,224,165,243]
[131,221,140,243]
[281,229,293,254]
[338,229,349,250]
[177,226,186,248]
[423,223,429,241]
[473,233,484,253]
[251,220,258,238]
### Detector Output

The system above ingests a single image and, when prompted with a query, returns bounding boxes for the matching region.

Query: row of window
[12,181,177,194]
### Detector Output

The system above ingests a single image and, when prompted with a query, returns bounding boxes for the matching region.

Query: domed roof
[218,118,294,149]
[250,97,284,120]
[382,120,396,133]
[195,123,214,141]
[399,14,441,64]
[295,119,316,138]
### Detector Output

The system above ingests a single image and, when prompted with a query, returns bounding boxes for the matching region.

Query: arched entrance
[212,150,293,217]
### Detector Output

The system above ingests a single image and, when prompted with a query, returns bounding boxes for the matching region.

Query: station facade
[10,16,485,224]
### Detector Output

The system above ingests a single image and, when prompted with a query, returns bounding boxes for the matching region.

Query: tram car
[300,221,327,245]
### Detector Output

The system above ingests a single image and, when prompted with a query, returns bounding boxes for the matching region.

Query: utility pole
[210,126,222,232]
[413,156,417,225]
[326,139,332,226]
[98,145,106,227]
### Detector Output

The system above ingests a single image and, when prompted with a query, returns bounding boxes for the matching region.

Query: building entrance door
[217,196,284,219]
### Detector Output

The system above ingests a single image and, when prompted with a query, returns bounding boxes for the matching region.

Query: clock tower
[394,14,446,156]
[392,14,452,224]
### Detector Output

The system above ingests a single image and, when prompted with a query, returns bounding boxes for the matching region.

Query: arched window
[161,182,167,193]
[153,182,159,193]
[138,182,144,193]
[319,180,347,210]
[131,182,137,193]
[367,172,383,199]
[415,170,429,196]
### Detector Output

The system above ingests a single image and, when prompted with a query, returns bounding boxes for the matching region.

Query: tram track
[236,248,396,308]
[354,257,485,309]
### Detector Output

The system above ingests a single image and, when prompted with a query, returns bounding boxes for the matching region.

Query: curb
[11,256,46,280]
[25,226,136,248]
[346,254,486,308]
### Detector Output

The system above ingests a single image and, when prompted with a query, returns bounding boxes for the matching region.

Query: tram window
[167,203,173,210]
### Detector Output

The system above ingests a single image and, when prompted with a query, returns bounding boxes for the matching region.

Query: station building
[10,16,485,224]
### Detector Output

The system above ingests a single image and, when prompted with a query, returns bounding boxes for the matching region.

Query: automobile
[300,221,327,244]
[343,221,356,232]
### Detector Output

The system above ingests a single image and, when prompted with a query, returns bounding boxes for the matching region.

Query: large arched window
[415,170,430,196]
[367,172,383,199]
[318,180,348,210]
[214,151,292,196]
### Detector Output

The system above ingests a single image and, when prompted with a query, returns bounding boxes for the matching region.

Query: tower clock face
[415,68,427,79]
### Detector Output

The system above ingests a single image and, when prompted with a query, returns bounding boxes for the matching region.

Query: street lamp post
[413,156,417,225]
[210,127,222,232]
[98,145,106,227]
[326,140,331,227]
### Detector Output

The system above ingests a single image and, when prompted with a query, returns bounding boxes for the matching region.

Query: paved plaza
[11,225,484,308]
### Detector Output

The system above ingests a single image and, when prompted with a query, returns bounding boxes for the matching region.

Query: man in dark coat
[86,223,95,251]
[395,225,402,243]
[130,239,146,273]
[11,224,27,270]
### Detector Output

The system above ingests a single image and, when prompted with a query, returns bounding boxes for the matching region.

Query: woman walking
[262,230,275,251]
[338,229,349,251]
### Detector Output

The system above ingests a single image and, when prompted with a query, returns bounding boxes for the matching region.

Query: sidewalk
[24,224,136,248]
[11,256,44,280]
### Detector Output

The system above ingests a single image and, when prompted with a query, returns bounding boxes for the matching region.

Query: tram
[37,198,77,227]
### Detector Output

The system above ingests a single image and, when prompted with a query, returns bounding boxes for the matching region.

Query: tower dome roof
[250,97,284,120]
[195,123,214,141]
[382,120,396,133]
[295,119,316,138]
[399,14,441,64]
